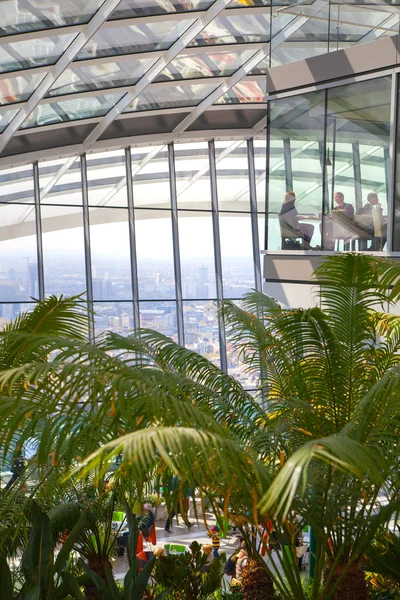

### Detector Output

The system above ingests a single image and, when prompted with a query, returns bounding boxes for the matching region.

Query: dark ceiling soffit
[266,33,400,94]
[0,107,266,159]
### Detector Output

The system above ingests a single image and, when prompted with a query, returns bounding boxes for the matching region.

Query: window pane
[157,48,258,82]
[77,20,195,60]
[132,147,170,209]
[0,72,46,105]
[183,301,220,366]
[22,92,124,129]
[39,157,82,205]
[139,301,178,341]
[0,0,103,36]
[41,205,86,297]
[268,91,325,251]
[94,302,134,337]
[327,77,390,252]
[328,4,399,52]
[179,212,216,299]
[0,303,35,328]
[125,81,219,112]
[111,0,213,18]
[0,34,77,74]
[216,79,266,105]
[87,149,127,207]
[0,204,38,302]
[48,57,157,97]
[215,140,250,211]
[271,7,328,67]
[0,164,35,203]
[135,209,175,300]
[0,107,21,133]
[191,14,270,46]
[219,213,254,298]
[175,141,211,210]
[90,208,132,300]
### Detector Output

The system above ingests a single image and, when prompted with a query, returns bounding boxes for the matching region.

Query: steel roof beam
[83,0,235,148]
[85,0,327,149]
[0,6,268,47]
[0,0,124,155]
[172,0,327,137]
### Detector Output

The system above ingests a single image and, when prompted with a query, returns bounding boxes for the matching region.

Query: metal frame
[352,142,363,213]
[168,142,185,346]
[387,71,398,254]
[125,146,140,330]
[33,161,45,301]
[247,138,262,292]
[83,0,235,149]
[0,0,125,154]
[208,139,227,372]
[81,153,95,340]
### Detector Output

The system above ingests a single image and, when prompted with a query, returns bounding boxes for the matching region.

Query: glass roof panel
[125,81,219,112]
[0,33,77,74]
[328,4,400,47]
[110,0,214,18]
[0,71,47,104]
[0,0,104,36]
[270,10,329,67]
[230,0,271,5]
[76,19,196,60]
[46,57,158,96]
[156,47,258,81]
[215,79,265,104]
[189,13,270,46]
[21,92,124,128]
[0,107,20,133]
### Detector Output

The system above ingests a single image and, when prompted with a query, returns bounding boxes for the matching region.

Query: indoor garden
[0,253,399,600]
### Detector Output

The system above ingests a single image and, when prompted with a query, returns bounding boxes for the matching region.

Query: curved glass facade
[0,139,264,389]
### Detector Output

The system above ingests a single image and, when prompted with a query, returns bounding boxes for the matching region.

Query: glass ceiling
[0,0,399,149]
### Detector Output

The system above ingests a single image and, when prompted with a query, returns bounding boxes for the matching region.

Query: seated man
[324,191,355,249]
[279,191,314,250]
[332,191,354,218]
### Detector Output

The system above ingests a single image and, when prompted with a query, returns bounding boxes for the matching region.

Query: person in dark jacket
[333,191,354,218]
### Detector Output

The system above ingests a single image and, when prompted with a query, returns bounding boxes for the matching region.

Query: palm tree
[0,254,399,600]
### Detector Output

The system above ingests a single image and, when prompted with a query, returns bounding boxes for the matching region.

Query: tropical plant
[0,255,399,600]
[153,541,224,600]
[79,503,167,600]
[241,559,276,600]
[364,529,400,591]
[0,502,86,599]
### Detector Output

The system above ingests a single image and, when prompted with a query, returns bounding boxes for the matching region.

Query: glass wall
[0,141,262,390]
[267,76,391,252]
[1,70,399,391]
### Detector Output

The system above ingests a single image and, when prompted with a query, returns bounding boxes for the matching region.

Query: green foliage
[79,503,166,600]
[0,502,86,600]
[154,541,224,600]
[370,590,400,600]
[0,254,400,600]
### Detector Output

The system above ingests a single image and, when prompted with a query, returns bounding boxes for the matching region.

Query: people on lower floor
[209,525,221,559]
[138,503,155,538]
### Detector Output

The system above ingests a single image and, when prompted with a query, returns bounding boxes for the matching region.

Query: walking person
[208,525,221,559]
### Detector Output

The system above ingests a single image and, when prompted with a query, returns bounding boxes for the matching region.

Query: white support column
[0,0,124,154]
